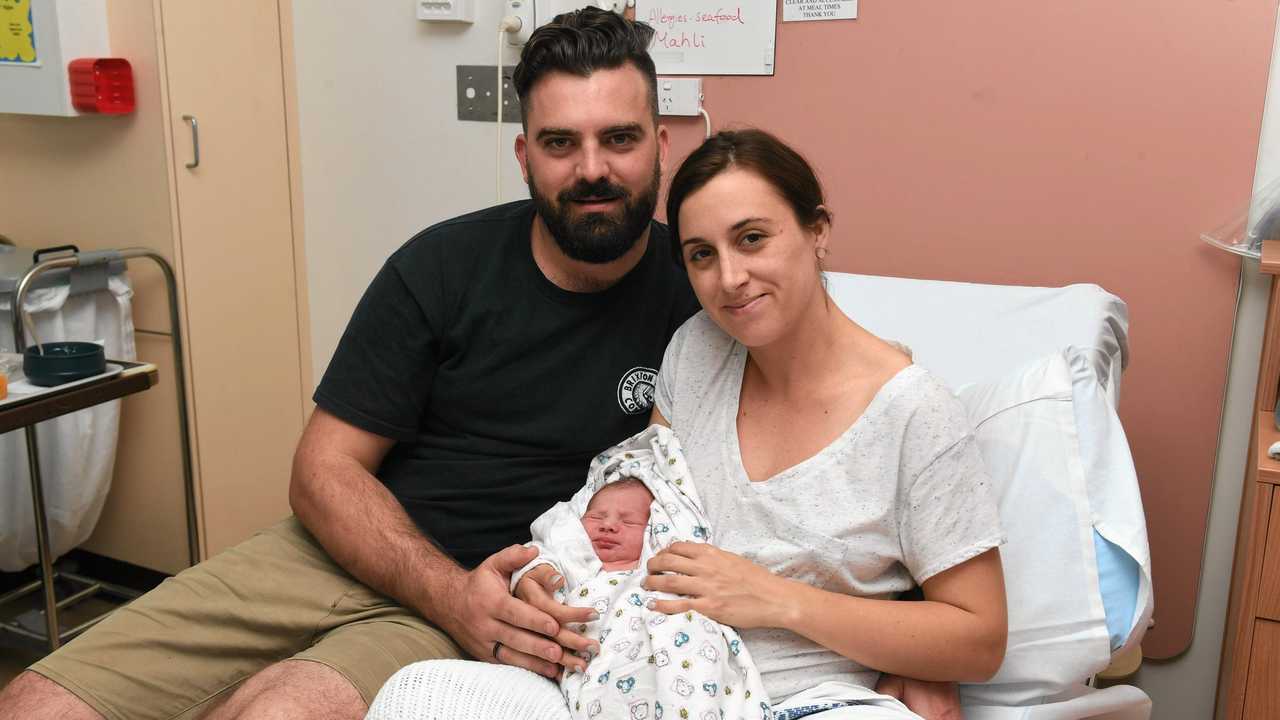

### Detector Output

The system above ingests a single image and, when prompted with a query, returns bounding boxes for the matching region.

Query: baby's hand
[514,565,599,674]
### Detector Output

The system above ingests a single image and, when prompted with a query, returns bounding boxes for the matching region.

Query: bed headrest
[824,273,1129,401]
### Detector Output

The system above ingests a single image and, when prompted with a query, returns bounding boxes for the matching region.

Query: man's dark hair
[512,7,658,128]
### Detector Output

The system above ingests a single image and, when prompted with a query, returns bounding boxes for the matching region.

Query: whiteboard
[635,1,777,76]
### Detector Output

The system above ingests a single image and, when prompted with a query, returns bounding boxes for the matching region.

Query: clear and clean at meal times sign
[783,0,857,22]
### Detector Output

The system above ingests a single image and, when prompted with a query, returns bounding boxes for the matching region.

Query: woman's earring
[815,247,829,260]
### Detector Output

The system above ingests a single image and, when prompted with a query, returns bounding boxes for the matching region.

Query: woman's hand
[642,541,793,629]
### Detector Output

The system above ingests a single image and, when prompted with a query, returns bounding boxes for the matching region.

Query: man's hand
[433,545,569,679]
[875,674,962,720]
[513,565,598,673]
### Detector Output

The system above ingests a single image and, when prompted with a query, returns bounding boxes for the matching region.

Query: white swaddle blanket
[368,426,921,720]
[512,425,772,720]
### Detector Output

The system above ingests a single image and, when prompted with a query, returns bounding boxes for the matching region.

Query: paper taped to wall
[783,0,857,22]
[0,0,38,64]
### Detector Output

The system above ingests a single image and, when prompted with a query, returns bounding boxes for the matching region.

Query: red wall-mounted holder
[67,58,135,114]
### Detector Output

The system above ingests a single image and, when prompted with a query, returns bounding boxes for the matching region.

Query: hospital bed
[368,272,1154,720]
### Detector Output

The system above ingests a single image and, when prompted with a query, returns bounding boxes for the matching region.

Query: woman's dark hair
[666,129,830,264]
[512,8,658,128]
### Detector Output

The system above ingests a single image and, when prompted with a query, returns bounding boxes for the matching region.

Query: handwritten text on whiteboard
[636,1,777,75]
[645,7,745,50]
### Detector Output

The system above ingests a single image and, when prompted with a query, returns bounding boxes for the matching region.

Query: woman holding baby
[512,130,1008,720]
[645,130,1007,713]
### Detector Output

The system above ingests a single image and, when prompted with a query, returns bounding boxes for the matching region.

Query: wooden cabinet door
[1244,620,1280,719]
[159,0,304,556]
[1259,492,1280,621]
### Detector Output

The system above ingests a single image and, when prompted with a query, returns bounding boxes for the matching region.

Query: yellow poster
[0,0,37,64]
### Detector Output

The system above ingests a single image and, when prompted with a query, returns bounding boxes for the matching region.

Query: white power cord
[497,15,523,202]
[698,106,712,139]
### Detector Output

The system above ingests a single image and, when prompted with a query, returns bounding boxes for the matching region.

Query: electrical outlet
[505,1,629,47]
[416,0,474,23]
[457,66,523,123]
[658,77,702,117]
[505,0,534,46]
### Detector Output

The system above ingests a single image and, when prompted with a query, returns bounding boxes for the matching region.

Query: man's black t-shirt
[314,201,700,568]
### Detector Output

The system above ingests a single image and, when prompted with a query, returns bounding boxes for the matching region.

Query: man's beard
[528,157,660,264]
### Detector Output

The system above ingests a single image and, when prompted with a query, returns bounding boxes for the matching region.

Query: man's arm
[289,407,569,678]
[875,675,963,720]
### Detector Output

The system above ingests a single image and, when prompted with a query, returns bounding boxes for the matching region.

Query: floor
[0,567,138,692]
[0,643,43,688]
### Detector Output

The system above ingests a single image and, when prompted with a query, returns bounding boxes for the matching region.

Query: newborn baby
[513,425,771,720]
[581,479,653,572]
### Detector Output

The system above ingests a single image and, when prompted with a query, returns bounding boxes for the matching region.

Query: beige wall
[293,5,532,383]
[0,1,191,573]
[0,0,309,572]
[0,3,173,321]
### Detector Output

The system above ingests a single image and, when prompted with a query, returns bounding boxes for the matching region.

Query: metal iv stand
[2,247,198,651]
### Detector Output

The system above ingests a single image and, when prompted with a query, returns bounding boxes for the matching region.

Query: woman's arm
[644,543,1007,683]
[788,548,1006,681]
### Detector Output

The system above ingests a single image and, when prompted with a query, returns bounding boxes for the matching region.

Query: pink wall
[656,0,1277,658]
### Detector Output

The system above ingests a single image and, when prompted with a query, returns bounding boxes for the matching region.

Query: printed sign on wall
[635,1,777,76]
[783,0,857,22]
[0,0,38,64]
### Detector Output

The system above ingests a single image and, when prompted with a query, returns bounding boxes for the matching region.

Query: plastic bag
[0,275,136,572]
[1200,175,1280,259]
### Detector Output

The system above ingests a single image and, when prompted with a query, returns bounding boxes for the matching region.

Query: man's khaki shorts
[29,517,463,720]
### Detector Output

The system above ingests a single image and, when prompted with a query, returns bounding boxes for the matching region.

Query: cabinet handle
[182,114,200,169]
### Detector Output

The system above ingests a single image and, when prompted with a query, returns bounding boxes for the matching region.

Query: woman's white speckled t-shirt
[655,312,1004,702]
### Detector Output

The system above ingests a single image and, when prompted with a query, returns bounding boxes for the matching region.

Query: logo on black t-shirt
[616,366,657,415]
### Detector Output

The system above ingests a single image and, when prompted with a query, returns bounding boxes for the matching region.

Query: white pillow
[1063,348,1152,661]
[954,348,1148,707]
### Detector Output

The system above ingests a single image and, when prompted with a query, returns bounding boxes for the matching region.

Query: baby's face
[581,481,652,570]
